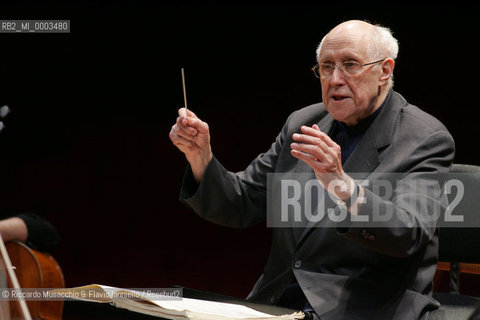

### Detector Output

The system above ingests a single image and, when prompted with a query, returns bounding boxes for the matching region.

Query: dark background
[0,0,479,307]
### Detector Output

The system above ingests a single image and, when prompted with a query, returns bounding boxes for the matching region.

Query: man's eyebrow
[319,57,334,63]
[341,54,360,61]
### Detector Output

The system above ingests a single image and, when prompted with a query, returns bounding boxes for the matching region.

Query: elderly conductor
[170,20,455,319]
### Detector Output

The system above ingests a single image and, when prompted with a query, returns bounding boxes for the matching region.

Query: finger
[300,125,324,137]
[176,117,198,136]
[184,116,209,134]
[169,130,194,147]
[172,121,197,141]
[292,133,329,153]
[291,149,339,174]
[309,125,342,166]
[291,149,329,173]
[178,107,197,119]
[174,126,196,142]
[176,109,209,134]
[174,137,194,148]
[291,142,326,162]
[301,125,337,148]
[291,149,317,164]
[314,125,337,148]
[291,142,341,172]
[170,125,192,141]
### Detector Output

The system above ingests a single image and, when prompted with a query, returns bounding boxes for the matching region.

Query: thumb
[179,107,198,120]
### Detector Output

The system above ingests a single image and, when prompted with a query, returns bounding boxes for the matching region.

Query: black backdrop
[0,0,479,300]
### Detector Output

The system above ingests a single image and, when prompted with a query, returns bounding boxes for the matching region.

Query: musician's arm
[0,214,60,252]
[0,217,28,243]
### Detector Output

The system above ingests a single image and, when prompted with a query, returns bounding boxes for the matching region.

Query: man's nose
[330,67,346,86]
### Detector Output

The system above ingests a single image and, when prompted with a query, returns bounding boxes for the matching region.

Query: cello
[6,241,65,320]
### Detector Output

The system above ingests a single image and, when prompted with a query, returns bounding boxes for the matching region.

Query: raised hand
[290,124,355,201]
[169,108,212,182]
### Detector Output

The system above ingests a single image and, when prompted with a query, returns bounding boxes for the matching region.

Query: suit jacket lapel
[342,90,401,177]
[317,111,335,135]
[342,91,398,175]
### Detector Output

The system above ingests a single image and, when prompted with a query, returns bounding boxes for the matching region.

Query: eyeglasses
[312,58,385,79]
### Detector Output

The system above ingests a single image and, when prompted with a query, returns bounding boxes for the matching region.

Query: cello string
[0,234,32,320]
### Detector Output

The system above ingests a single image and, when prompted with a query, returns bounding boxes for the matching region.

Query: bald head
[328,20,376,42]
[331,20,374,32]
[316,20,398,67]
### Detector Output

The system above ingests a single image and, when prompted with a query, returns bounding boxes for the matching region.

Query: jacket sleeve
[339,130,455,257]
[179,116,293,228]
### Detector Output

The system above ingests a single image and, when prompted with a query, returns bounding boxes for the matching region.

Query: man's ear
[379,58,395,86]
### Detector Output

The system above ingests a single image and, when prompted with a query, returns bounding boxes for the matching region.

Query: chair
[430,164,480,319]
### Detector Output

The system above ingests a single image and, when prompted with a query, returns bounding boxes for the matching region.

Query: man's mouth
[331,94,349,101]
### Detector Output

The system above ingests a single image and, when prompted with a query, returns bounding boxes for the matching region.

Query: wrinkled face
[319,27,388,126]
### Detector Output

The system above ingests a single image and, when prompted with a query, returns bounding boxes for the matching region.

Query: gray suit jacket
[181,91,455,320]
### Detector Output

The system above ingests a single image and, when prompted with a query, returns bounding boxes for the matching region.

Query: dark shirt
[331,92,388,164]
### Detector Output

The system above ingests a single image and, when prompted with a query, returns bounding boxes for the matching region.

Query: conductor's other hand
[169,108,212,182]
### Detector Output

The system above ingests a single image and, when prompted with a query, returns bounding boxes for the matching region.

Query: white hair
[315,22,399,87]
[366,25,399,61]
